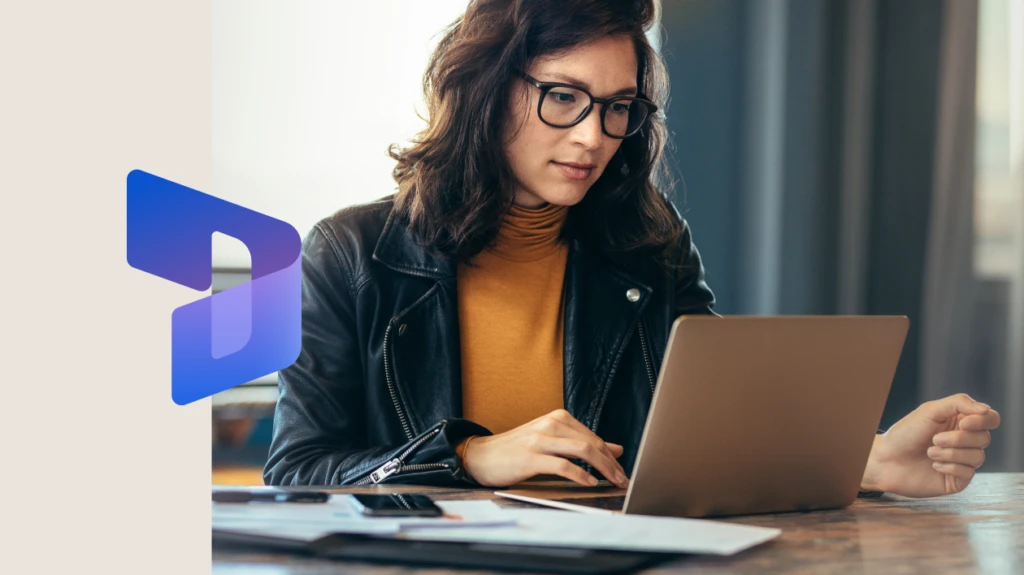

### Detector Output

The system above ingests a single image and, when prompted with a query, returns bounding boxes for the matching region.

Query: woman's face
[504,34,638,208]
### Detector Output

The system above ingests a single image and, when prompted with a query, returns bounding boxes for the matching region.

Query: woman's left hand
[861,393,1001,498]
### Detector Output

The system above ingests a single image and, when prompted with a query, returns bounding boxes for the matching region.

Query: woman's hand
[461,409,629,488]
[861,393,1001,497]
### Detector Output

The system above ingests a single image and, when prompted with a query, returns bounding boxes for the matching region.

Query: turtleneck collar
[487,202,570,262]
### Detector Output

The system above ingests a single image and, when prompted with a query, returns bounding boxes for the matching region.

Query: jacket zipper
[637,320,656,394]
[380,282,445,442]
[590,318,657,434]
[383,321,414,441]
[354,426,449,485]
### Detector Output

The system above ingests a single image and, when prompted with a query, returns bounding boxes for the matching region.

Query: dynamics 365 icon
[126,170,301,405]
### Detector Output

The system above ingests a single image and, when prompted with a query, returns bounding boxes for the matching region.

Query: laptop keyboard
[559,495,627,511]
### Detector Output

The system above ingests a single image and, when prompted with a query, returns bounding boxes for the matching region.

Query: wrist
[860,433,886,492]
[456,436,478,472]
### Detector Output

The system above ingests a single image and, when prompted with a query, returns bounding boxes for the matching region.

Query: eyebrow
[539,72,638,97]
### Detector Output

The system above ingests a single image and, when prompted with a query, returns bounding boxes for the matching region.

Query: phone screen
[350,493,443,517]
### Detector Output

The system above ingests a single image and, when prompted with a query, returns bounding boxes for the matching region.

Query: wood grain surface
[213,473,1024,574]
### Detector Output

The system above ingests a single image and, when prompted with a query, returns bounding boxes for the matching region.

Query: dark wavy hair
[389,0,682,266]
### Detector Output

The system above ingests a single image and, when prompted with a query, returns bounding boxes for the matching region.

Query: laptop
[497,315,908,518]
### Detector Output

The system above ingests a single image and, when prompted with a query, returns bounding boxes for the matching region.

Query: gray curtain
[662,0,1022,470]
[919,2,979,407]
[920,0,1023,471]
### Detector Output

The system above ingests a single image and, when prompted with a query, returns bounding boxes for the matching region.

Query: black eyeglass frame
[517,71,659,139]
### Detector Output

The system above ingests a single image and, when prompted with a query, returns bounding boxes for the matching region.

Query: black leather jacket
[264,196,716,486]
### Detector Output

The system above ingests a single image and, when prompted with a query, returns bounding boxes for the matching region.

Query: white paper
[399,508,781,556]
[213,518,397,540]
[212,497,513,540]
[212,494,779,556]
[401,500,513,530]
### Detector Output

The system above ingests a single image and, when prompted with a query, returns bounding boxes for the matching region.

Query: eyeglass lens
[540,87,650,137]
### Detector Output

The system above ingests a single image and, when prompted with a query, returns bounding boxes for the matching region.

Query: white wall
[212,0,470,268]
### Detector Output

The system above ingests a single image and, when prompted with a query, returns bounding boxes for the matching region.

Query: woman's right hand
[460,409,629,488]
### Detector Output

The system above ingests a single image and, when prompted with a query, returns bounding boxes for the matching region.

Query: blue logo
[127,170,301,405]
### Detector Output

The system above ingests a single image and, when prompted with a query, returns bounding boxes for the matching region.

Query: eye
[609,101,632,114]
[547,90,577,104]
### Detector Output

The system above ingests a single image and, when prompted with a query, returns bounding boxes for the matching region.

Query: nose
[569,106,604,150]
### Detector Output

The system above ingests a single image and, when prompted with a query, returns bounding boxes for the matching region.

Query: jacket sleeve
[672,217,718,317]
[263,223,490,487]
[856,428,888,498]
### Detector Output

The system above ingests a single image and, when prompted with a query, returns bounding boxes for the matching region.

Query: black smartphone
[349,493,443,517]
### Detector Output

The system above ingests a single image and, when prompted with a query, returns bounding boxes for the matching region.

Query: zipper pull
[368,458,402,484]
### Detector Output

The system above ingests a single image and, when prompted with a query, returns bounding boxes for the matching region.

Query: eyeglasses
[518,72,658,139]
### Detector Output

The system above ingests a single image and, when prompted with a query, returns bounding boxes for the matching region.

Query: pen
[212,490,330,503]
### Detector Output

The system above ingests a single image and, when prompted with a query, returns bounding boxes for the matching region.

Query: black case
[213,528,681,574]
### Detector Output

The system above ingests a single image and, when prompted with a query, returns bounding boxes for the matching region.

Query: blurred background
[210,0,1024,485]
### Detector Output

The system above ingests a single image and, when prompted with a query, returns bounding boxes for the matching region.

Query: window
[974,0,1023,280]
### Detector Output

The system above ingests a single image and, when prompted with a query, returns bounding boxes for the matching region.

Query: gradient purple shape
[126,170,301,405]
[211,279,251,359]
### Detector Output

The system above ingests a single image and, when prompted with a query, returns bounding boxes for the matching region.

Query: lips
[553,161,595,181]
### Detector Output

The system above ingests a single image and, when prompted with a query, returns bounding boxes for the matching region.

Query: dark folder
[213,528,680,574]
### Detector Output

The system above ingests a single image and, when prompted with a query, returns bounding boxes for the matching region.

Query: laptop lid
[622,315,907,518]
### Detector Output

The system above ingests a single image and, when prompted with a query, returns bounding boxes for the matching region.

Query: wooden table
[213,473,1024,574]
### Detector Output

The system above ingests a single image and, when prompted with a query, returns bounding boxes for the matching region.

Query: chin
[537,182,593,207]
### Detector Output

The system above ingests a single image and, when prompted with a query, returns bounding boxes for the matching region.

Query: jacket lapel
[563,237,652,431]
[372,206,456,281]
[372,208,462,434]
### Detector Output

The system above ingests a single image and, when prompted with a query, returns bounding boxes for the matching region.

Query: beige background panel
[1,1,211,572]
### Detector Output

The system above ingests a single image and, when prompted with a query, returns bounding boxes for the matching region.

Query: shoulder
[313,195,395,249]
[301,195,397,291]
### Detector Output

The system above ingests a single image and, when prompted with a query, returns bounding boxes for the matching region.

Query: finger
[927,446,986,468]
[533,454,599,487]
[919,393,991,424]
[608,442,624,455]
[539,436,629,488]
[542,411,625,472]
[958,409,1001,431]
[542,419,622,467]
[932,461,976,485]
[933,429,991,449]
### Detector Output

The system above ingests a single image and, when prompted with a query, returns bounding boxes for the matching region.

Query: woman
[264,0,999,498]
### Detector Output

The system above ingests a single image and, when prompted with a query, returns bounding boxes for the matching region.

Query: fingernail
[587,475,598,486]
[927,446,941,457]
[615,471,626,484]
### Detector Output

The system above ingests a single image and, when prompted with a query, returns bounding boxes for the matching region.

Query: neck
[486,201,569,262]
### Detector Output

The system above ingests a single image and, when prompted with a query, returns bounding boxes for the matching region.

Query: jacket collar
[371,204,457,280]
[371,200,653,291]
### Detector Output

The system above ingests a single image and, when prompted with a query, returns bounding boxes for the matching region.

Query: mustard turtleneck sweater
[456,202,570,436]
